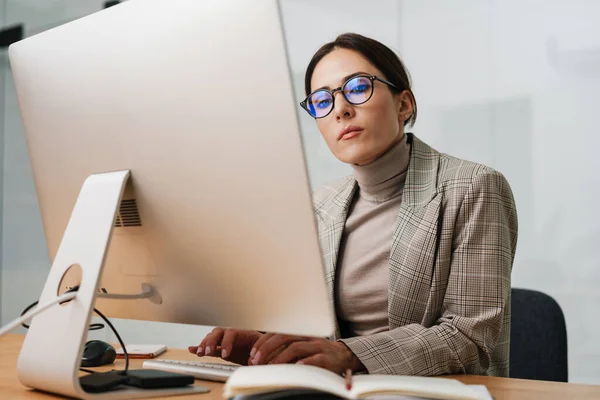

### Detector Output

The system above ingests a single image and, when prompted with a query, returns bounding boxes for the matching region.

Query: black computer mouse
[81,340,117,367]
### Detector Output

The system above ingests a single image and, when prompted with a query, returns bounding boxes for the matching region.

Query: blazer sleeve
[338,168,518,375]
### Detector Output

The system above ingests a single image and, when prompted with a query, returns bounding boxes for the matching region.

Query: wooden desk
[2,334,600,399]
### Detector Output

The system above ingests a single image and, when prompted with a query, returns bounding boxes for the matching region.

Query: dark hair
[304,33,417,127]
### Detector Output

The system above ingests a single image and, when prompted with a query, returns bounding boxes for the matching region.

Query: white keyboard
[142,359,240,382]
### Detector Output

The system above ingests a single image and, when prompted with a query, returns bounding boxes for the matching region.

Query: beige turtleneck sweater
[334,134,411,338]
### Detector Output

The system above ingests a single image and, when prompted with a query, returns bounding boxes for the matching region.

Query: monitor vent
[114,199,142,227]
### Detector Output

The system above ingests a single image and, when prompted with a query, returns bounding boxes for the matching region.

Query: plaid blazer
[312,133,518,377]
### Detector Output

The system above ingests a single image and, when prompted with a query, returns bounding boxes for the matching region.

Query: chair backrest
[510,288,568,382]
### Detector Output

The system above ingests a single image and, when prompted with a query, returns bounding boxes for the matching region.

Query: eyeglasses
[300,75,402,119]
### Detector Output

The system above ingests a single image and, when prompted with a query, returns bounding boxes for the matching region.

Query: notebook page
[224,364,350,398]
[350,375,481,400]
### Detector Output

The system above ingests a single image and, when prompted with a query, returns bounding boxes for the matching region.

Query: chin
[337,148,375,166]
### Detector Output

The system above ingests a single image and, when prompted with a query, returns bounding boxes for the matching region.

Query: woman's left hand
[249,333,364,374]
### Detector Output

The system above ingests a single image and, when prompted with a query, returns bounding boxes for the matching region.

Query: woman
[188,33,518,377]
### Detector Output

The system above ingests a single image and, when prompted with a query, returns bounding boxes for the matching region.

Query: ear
[395,90,414,124]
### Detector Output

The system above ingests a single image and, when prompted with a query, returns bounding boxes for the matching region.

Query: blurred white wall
[281,0,402,189]
[394,0,600,384]
[1,0,599,384]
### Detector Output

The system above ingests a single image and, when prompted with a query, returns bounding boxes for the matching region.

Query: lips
[338,125,364,141]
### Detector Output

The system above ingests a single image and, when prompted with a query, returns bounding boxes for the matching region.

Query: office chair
[509,288,568,382]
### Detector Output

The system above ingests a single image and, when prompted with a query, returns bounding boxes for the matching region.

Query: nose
[331,90,354,120]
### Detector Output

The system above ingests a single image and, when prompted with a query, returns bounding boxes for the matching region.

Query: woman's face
[310,48,413,166]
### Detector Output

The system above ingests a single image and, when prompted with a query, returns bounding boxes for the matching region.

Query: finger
[189,344,222,353]
[201,327,225,357]
[220,329,238,360]
[252,334,291,365]
[253,335,309,365]
[269,341,319,365]
[189,344,223,354]
[250,333,274,361]
[296,353,329,370]
[193,333,213,356]
[260,344,288,365]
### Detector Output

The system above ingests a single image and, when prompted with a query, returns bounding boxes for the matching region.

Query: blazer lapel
[315,177,357,339]
[388,134,442,328]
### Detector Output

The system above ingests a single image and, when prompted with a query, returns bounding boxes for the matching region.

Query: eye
[348,84,369,94]
[316,98,332,109]
[345,77,372,96]
[308,91,333,110]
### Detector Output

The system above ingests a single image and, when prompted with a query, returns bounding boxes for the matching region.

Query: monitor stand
[16,170,208,399]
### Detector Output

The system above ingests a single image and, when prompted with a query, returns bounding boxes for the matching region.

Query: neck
[351,134,411,202]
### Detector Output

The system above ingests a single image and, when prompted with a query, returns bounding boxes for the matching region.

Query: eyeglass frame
[299,74,403,119]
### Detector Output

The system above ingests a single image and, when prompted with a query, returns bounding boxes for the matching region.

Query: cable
[93,307,129,373]
[14,285,148,377]
[4,288,129,376]
[88,323,105,331]
[97,288,155,300]
[18,301,40,329]
[20,300,104,331]
[18,286,155,330]
[78,308,129,376]
[79,368,97,374]
[0,292,77,337]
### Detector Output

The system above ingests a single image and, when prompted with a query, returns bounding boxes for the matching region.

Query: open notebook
[223,364,483,400]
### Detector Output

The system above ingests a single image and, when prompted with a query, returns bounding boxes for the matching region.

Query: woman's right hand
[188,328,263,366]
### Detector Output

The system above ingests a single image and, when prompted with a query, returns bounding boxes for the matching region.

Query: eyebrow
[315,71,371,92]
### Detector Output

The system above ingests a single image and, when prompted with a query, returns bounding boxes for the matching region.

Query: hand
[249,333,364,375]
[188,327,263,366]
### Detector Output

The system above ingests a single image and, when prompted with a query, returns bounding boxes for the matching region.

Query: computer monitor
[9,0,334,338]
